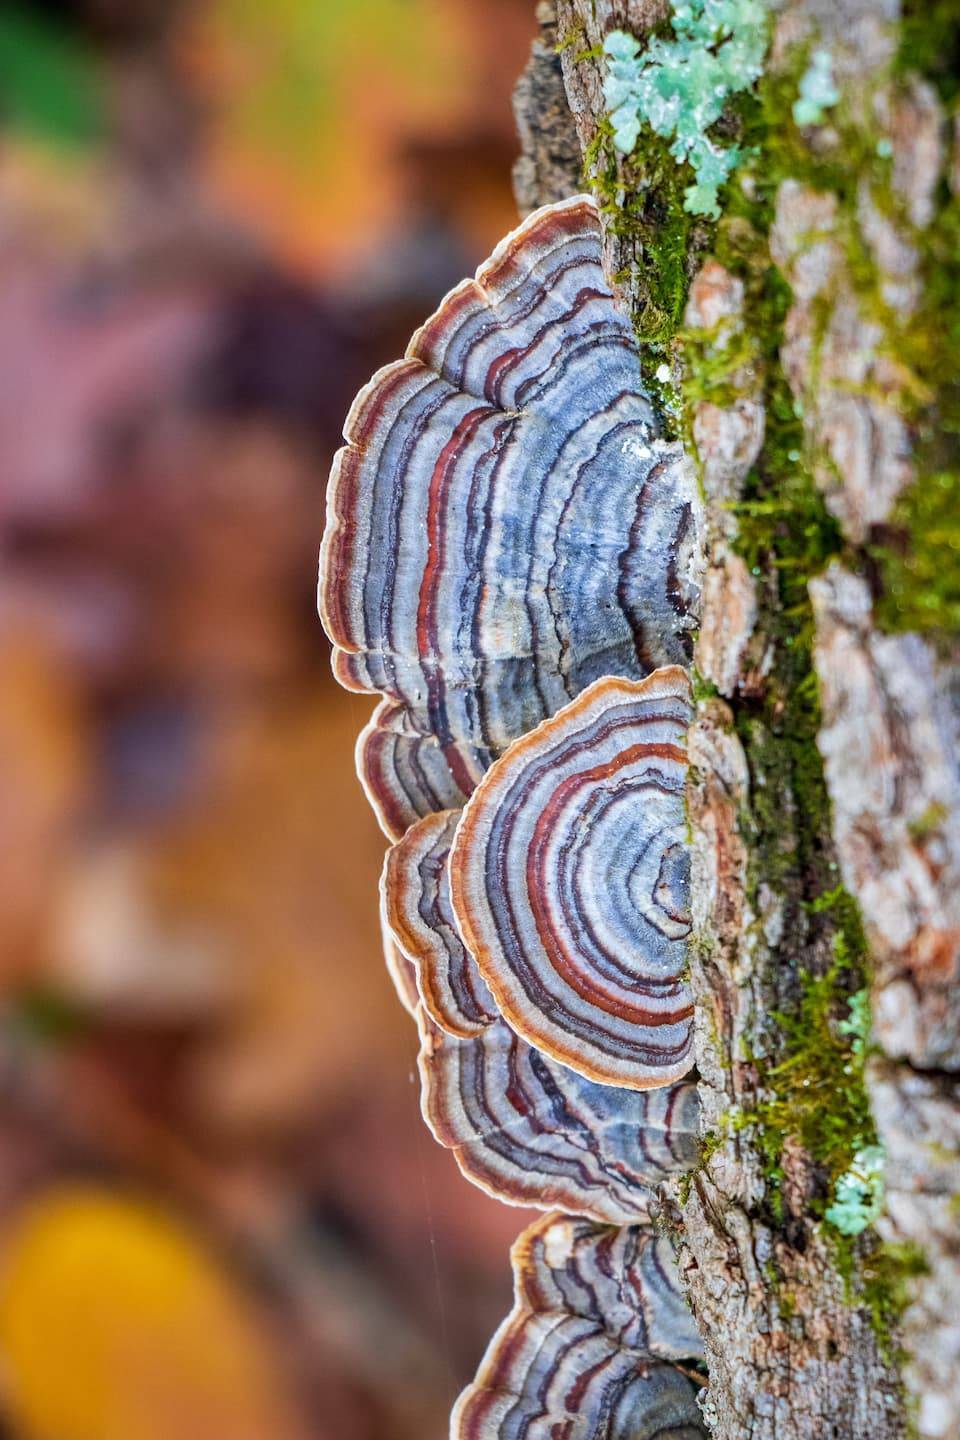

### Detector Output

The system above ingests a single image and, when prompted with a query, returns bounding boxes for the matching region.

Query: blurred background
[0,3,541,1436]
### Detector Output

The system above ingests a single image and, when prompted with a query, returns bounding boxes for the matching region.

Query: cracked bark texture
[512,3,582,216]
[514,2,957,1437]
[796,37,960,1438]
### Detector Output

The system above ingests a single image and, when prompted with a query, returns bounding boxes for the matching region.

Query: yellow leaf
[0,1187,302,1440]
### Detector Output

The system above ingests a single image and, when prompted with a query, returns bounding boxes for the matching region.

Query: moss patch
[583,116,714,398]
[872,188,960,639]
[856,3,960,641]
[701,56,907,1279]
[747,942,873,1221]
[897,0,960,104]
[876,469,960,634]
[617,30,889,1262]
[855,1240,929,1364]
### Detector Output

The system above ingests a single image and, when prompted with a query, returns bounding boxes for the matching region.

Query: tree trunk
[514,3,960,1436]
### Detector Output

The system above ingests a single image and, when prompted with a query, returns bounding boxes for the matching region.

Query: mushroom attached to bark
[419,1012,699,1224]
[381,805,699,1224]
[452,1211,706,1440]
[319,195,698,839]
[450,668,694,1089]
[381,810,498,1037]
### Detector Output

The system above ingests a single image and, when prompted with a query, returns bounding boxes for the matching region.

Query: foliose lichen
[826,1144,886,1236]
[602,1,768,218]
[792,48,840,127]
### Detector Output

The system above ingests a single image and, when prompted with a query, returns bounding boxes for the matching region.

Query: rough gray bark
[769,15,960,1435]
[512,3,582,216]
[514,3,958,1437]
[802,94,960,1438]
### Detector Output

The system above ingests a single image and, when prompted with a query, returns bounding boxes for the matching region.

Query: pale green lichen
[792,48,840,126]
[838,987,871,1065]
[601,1,769,218]
[826,1145,886,1236]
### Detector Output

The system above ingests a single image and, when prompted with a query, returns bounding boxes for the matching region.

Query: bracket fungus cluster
[384,798,698,1224]
[320,193,698,840]
[453,1213,705,1440]
[319,197,705,1437]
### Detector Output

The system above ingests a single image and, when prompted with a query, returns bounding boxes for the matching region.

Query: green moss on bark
[872,188,960,639]
[897,0,960,103]
[579,8,951,1352]
[583,115,713,397]
[599,6,882,1270]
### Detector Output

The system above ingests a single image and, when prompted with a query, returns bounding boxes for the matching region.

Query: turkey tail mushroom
[380,805,699,1223]
[371,701,699,1232]
[381,810,498,1037]
[419,1012,699,1224]
[318,195,705,1429]
[449,669,695,1090]
[319,195,698,839]
[452,1211,706,1440]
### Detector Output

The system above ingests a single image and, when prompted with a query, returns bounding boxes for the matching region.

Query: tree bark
[514,3,959,1436]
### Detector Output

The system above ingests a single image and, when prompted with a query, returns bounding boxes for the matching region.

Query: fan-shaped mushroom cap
[450,668,694,1090]
[381,810,497,1037]
[320,195,698,838]
[419,1012,699,1224]
[380,799,699,1219]
[452,1212,705,1440]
